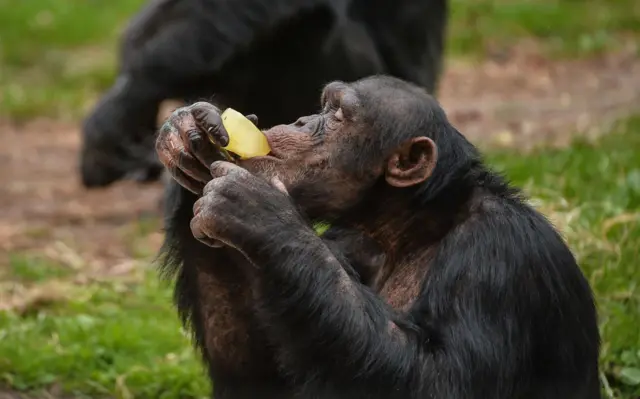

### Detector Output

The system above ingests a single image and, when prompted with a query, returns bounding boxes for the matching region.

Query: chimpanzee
[79,0,448,189]
[155,75,602,399]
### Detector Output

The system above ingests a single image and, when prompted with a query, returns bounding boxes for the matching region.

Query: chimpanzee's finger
[245,114,259,126]
[190,215,225,248]
[156,122,180,169]
[170,166,206,195]
[177,113,223,168]
[176,149,213,183]
[197,235,225,248]
[185,129,223,168]
[209,160,251,180]
[157,130,211,183]
[156,116,179,152]
[191,104,229,147]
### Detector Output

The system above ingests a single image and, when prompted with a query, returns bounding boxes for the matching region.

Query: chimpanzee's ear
[385,137,437,188]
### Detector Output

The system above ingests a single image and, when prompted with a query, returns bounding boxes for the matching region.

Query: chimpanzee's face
[239,77,439,220]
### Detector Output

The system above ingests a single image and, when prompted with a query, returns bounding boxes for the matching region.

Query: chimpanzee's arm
[160,181,391,389]
[237,208,578,397]
[240,224,427,396]
[159,181,284,384]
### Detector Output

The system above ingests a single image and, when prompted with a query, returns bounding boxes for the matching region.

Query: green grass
[0,0,638,120]
[0,0,145,120]
[4,254,74,284]
[1,115,640,398]
[448,0,640,58]
[0,268,210,398]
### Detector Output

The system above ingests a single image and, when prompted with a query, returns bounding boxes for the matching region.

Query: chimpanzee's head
[239,75,469,220]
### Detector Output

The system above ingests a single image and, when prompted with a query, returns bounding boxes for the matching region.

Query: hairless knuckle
[190,104,221,121]
[193,197,203,213]
[171,107,186,118]
[159,121,173,135]
[176,150,186,165]
[187,129,203,143]
[190,101,212,109]
[204,180,222,196]
[209,160,225,173]
[207,124,220,135]
[177,109,192,119]
[217,178,232,191]
[189,217,202,237]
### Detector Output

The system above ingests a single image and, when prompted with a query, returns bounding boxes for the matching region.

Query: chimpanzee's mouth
[264,136,287,160]
[219,149,281,163]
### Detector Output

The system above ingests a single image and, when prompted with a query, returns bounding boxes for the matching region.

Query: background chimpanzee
[79,0,449,189]
[154,75,602,399]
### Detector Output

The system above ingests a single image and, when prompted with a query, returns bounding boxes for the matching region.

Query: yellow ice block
[219,108,271,159]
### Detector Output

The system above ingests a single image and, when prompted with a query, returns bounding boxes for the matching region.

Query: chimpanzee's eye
[323,101,337,114]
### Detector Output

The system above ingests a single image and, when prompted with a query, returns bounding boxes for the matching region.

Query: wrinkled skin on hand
[191,161,304,250]
[155,102,259,195]
[156,103,306,249]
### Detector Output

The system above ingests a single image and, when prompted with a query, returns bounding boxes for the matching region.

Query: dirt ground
[1,46,639,278]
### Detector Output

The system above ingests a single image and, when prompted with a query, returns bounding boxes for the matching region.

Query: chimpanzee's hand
[155,102,259,194]
[190,161,304,249]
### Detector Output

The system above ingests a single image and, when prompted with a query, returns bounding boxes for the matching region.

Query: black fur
[79,0,448,188]
[157,76,601,398]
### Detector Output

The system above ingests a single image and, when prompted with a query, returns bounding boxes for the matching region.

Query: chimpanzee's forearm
[241,227,420,393]
[159,181,282,379]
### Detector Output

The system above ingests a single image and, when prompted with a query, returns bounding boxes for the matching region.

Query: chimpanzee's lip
[262,129,289,160]
[265,136,283,159]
